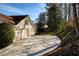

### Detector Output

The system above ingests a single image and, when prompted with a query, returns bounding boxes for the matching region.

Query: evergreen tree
[46,3,62,32]
[36,12,47,33]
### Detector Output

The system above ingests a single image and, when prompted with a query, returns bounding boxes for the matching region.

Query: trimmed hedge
[0,23,15,49]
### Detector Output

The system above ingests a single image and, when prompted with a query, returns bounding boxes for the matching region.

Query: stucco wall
[14,29,28,41]
[14,17,35,42]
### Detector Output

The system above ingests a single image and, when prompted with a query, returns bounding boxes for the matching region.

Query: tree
[72,3,79,36]
[0,23,14,49]
[68,4,72,20]
[46,4,57,31]
[36,12,47,33]
[46,3,63,32]
[77,3,79,20]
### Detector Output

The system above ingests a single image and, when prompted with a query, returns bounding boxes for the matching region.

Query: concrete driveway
[0,35,61,56]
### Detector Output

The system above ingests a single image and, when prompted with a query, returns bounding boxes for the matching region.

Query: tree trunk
[72,3,79,37]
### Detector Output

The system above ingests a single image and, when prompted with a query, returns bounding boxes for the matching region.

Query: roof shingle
[0,13,15,25]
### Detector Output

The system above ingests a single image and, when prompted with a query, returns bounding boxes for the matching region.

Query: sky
[0,3,46,22]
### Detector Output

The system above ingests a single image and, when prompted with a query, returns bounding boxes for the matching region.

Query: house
[10,15,35,41]
[0,13,35,42]
[0,13,15,24]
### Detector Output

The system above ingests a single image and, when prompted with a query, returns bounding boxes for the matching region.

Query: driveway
[0,35,61,56]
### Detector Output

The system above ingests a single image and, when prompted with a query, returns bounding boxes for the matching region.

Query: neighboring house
[0,13,35,42]
[0,13,15,24]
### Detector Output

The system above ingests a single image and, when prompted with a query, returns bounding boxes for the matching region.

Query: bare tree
[72,3,79,36]
[77,3,79,20]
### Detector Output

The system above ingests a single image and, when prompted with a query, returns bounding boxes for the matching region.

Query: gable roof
[27,16,34,27]
[0,13,15,25]
[10,15,28,25]
[0,13,34,27]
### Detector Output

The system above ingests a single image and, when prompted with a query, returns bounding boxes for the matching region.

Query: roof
[0,13,15,25]
[10,15,28,25]
[27,16,34,27]
[10,15,34,27]
[0,13,34,26]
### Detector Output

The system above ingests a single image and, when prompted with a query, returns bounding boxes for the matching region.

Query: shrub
[64,20,74,31]
[0,23,15,49]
